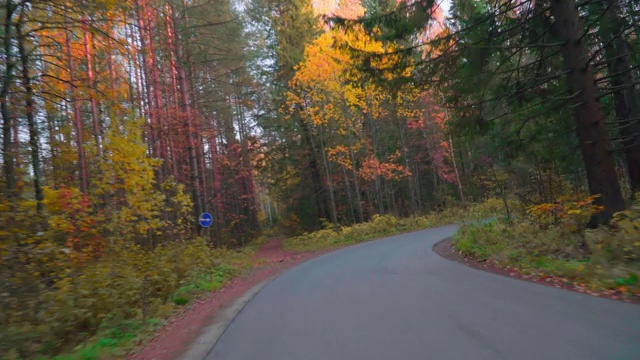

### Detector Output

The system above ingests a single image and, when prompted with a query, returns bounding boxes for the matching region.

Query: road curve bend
[208,225,640,360]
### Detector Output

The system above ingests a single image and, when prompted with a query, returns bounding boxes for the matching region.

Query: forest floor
[127,238,331,360]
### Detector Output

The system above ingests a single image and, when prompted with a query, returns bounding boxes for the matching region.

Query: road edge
[180,276,275,360]
[433,236,639,304]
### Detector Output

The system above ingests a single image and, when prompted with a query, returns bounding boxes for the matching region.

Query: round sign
[199,212,213,228]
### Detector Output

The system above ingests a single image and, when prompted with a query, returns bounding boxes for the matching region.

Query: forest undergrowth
[454,195,640,300]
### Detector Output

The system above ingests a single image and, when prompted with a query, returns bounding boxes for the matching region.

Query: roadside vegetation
[284,199,510,252]
[2,227,259,360]
[454,195,640,298]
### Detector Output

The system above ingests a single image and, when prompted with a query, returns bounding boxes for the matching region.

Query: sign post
[199,212,213,228]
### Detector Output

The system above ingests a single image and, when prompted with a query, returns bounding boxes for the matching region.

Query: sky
[313,0,452,19]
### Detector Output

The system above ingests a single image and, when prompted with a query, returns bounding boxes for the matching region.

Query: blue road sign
[199,212,213,228]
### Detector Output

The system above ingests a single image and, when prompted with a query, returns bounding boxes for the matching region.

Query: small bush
[587,202,640,263]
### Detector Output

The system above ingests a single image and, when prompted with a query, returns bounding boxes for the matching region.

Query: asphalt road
[208,225,640,360]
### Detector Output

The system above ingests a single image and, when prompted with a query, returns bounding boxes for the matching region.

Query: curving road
[207,225,640,360]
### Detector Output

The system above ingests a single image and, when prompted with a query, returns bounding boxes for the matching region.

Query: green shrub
[587,202,640,263]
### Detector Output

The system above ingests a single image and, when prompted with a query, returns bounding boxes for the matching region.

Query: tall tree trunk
[413,161,422,212]
[297,113,328,224]
[342,164,357,224]
[64,7,89,194]
[550,0,625,224]
[12,112,21,195]
[236,98,259,230]
[17,13,44,214]
[395,101,418,213]
[170,4,203,229]
[45,110,57,184]
[164,4,181,178]
[441,94,465,203]
[145,2,167,163]
[83,22,102,156]
[1,0,16,197]
[319,128,339,230]
[449,133,465,203]
[601,0,640,195]
[126,23,145,119]
[347,131,364,222]
[208,123,223,237]
[135,0,157,156]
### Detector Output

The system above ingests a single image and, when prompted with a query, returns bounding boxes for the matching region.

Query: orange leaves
[44,187,106,264]
[359,152,412,181]
[327,145,353,169]
[527,194,604,231]
[417,90,458,183]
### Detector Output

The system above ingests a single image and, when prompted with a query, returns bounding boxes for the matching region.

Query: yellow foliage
[526,194,604,232]
[95,118,168,243]
[1,233,242,358]
[284,199,512,252]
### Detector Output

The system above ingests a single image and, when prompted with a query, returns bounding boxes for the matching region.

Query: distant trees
[2,0,637,249]
[249,0,472,230]
[328,0,640,224]
[1,0,261,243]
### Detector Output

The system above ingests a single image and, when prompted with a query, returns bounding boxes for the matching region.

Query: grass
[452,218,640,296]
[171,264,238,306]
[49,319,152,360]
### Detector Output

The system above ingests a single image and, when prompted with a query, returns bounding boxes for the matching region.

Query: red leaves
[414,91,458,184]
[358,152,411,181]
[46,187,105,263]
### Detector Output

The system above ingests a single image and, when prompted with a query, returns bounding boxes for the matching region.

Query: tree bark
[550,0,625,224]
[319,128,339,230]
[236,97,259,230]
[601,0,640,195]
[342,164,357,224]
[170,4,204,230]
[64,7,89,194]
[347,132,364,222]
[297,113,328,224]
[449,133,465,203]
[1,0,16,196]
[135,0,157,157]
[17,12,44,214]
[164,4,181,178]
[83,22,102,156]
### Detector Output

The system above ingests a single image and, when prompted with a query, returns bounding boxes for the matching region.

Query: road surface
[208,225,640,360]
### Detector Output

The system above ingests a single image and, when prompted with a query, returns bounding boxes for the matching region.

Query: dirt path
[129,239,327,360]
